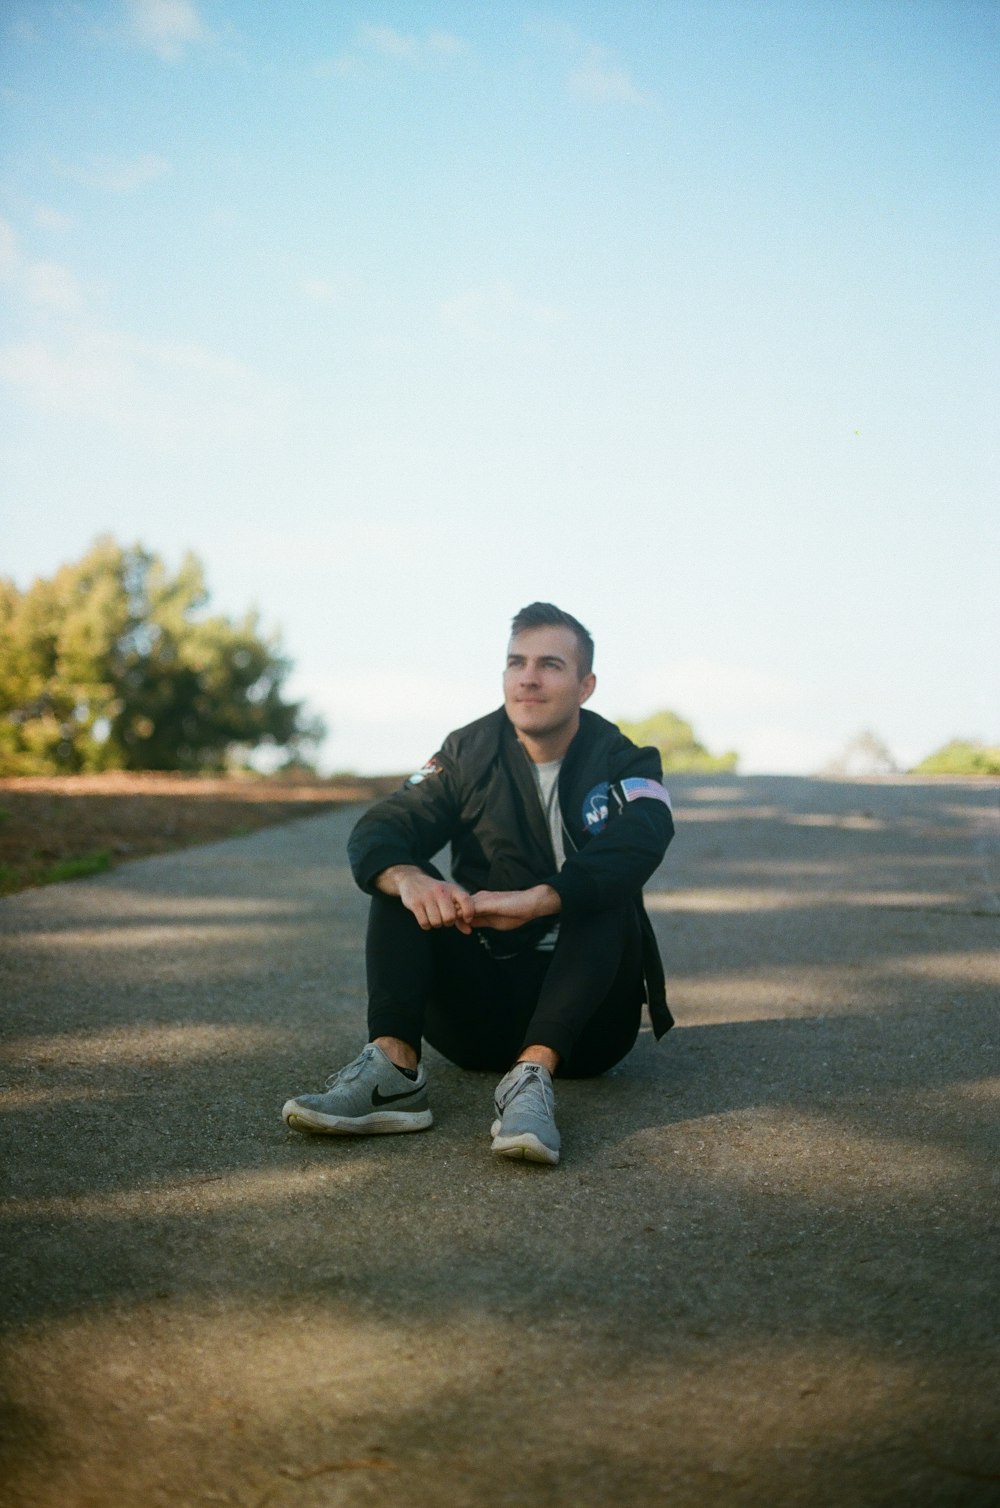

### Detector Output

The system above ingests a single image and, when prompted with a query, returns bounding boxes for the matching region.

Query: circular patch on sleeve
[582,781,610,834]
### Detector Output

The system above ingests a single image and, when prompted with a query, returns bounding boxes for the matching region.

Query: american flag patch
[620,777,672,811]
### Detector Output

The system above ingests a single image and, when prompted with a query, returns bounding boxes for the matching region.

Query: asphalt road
[1,775,998,1508]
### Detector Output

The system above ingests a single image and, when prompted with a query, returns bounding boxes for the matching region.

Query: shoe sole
[490,1123,560,1165]
[282,1102,433,1135]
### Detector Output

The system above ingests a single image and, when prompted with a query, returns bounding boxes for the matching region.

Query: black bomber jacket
[347,707,675,1038]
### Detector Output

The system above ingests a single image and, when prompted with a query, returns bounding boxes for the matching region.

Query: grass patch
[40,850,112,885]
[0,864,20,894]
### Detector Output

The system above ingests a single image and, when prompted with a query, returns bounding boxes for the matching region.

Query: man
[282,603,674,1166]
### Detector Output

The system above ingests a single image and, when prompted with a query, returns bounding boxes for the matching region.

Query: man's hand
[375,865,474,934]
[470,884,561,931]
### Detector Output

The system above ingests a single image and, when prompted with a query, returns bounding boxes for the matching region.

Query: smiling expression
[503,625,596,755]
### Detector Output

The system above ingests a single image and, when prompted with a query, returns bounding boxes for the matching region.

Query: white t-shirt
[530,758,564,949]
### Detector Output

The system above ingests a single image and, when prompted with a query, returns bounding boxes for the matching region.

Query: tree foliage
[616,708,738,773]
[911,739,1000,776]
[0,537,323,774]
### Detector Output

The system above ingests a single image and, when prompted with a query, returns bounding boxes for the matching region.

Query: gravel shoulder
[1,775,998,1507]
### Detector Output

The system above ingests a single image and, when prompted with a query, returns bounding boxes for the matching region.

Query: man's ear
[579,672,596,706]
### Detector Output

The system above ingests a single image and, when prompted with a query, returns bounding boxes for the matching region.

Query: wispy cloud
[33,206,76,232]
[0,220,17,279]
[124,0,206,62]
[360,24,464,62]
[299,274,350,306]
[439,281,565,351]
[55,152,172,194]
[0,326,288,442]
[0,217,285,443]
[528,19,652,107]
[316,23,465,79]
[0,218,83,310]
[569,48,648,106]
[24,260,84,311]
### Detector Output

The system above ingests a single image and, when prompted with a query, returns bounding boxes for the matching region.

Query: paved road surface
[1,776,998,1507]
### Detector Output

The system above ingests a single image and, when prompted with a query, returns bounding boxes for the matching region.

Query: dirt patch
[0,771,401,895]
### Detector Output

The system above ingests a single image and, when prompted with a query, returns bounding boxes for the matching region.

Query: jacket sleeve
[347,745,464,894]
[548,747,674,915]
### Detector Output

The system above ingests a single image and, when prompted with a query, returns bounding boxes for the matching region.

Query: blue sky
[1,0,997,773]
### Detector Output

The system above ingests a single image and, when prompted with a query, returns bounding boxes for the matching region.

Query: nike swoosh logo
[371,1083,425,1107]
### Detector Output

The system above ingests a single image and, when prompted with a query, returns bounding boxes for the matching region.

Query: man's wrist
[532,883,561,917]
[374,864,424,896]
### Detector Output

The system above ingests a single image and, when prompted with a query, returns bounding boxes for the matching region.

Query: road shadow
[1,785,998,1504]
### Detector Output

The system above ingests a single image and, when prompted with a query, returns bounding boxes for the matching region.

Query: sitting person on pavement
[282,601,674,1166]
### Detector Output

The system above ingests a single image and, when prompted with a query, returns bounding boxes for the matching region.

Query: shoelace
[324,1047,373,1090]
[500,1066,553,1115]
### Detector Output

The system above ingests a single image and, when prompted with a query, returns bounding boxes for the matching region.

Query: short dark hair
[509,602,594,678]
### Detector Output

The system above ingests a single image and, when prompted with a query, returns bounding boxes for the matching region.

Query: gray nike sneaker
[282,1043,432,1135]
[490,1061,560,1165]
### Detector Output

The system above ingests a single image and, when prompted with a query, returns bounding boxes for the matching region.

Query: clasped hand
[394,870,559,935]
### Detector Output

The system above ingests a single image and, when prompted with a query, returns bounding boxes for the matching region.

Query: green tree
[911,739,1000,776]
[0,537,323,774]
[616,709,739,773]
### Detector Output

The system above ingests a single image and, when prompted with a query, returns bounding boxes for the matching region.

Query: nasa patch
[406,756,442,787]
[582,782,610,834]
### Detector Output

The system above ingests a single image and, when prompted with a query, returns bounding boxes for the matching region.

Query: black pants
[365,888,644,1079]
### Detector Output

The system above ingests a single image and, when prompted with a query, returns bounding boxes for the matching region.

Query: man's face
[503,625,596,746]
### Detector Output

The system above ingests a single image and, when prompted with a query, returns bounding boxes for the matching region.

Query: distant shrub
[616,709,738,773]
[911,740,1000,776]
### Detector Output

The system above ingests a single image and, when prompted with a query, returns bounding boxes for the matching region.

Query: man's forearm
[470,883,561,930]
[374,864,426,897]
[521,883,561,918]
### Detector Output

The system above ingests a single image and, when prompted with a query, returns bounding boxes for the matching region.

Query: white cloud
[125,0,206,62]
[25,260,84,310]
[0,219,83,309]
[527,21,651,107]
[0,324,288,444]
[56,152,172,194]
[0,219,17,278]
[313,54,359,80]
[318,24,465,77]
[299,274,349,306]
[569,49,648,106]
[33,206,75,232]
[360,24,465,62]
[439,281,564,349]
